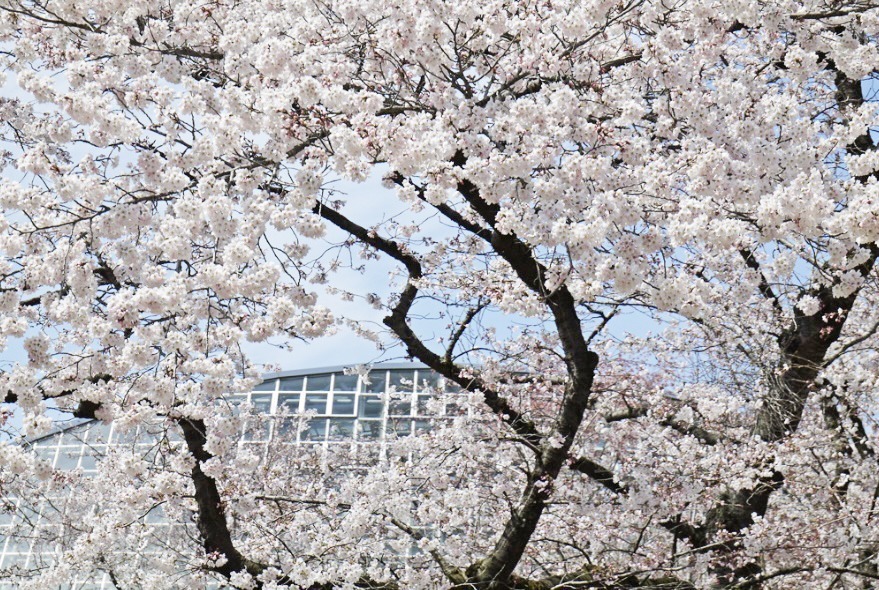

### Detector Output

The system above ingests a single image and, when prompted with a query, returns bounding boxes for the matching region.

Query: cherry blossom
[0,0,878,589]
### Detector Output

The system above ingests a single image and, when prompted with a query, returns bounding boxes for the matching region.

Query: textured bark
[448,162,601,587]
[675,53,879,589]
[755,272,875,442]
[179,418,258,579]
[317,189,605,588]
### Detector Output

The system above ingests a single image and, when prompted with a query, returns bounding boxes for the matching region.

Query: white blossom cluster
[0,0,877,588]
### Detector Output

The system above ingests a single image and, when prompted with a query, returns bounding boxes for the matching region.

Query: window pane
[144,505,165,524]
[389,396,412,416]
[364,372,386,393]
[278,376,304,391]
[253,380,276,391]
[328,419,356,440]
[250,394,272,413]
[55,449,80,470]
[79,454,98,472]
[389,370,415,392]
[2,553,24,567]
[415,395,432,415]
[277,394,300,414]
[0,503,15,526]
[8,538,30,552]
[358,396,383,418]
[274,417,299,439]
[331,394,355,415]
[333,374,358,391]
[357,420,382,440]
[227,395,247,416]
[388,419,412,437]
[417,371,441,391]
[244,421,270,441]
[302,419,328,441]
[85,423,111,444]
[304,394,328,414]
[306,374,332,391]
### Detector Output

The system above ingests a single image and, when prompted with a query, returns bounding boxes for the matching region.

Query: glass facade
[239,366,450,447]
[0,365,465,589]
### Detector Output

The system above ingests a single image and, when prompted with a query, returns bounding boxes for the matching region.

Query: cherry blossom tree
[1,0,879,588]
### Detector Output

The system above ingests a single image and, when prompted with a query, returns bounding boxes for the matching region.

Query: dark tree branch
[660,418,721,446]
[444,303,487,364]
[568,457,627,495]
[313,197,610,587]
[178,417,262,579]
[442,154,601,587]
[680,51,879,589]
[313,200,543,447]
[739,249,782,312]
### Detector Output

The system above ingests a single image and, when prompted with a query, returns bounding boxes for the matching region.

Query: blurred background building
[0,363,462,589]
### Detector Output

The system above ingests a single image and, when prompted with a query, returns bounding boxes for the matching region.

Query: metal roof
[261,361,428,380]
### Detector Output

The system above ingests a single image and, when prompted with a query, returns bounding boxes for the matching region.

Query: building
[0,363,463,589]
